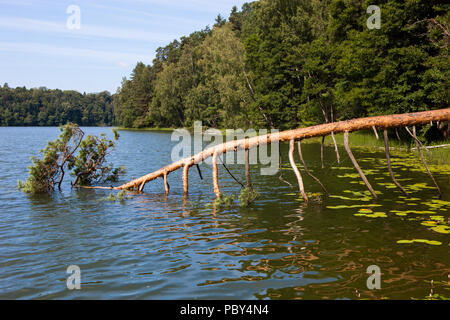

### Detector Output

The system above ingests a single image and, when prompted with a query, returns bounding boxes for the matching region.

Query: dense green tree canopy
[113,0,448,131]
[0,86,114,126]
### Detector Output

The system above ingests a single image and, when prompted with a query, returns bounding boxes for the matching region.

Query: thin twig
[218,155,245,188]
[410,126,442,198]
[297,140,329,195]
[245,148,253,190]
[195,164,203,180]
[395,128,401,141]
[383,130,409,197]
[320,136,325,169]
[405,127,431,153]
[279,151,293,187]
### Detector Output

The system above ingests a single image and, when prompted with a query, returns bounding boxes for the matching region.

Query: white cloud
[0,41,154,65]
[0,16,178,42]
[0,0,35,5]
[86,3,202,25]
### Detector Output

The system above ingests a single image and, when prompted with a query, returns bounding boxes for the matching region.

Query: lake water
[0,127,448,300]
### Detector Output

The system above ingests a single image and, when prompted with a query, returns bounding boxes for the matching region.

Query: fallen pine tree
[82,108,450,201]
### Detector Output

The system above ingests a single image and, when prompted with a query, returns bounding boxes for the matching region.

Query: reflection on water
[0,127,448,300]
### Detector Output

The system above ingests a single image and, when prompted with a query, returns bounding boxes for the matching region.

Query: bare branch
[344,131,378,200]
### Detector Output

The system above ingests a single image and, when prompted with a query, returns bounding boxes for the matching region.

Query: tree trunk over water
[110,109,450,191]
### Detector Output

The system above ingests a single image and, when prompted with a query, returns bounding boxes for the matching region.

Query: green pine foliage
[69,132,125,186]
[18,124,124,193]
[239,187,260,207]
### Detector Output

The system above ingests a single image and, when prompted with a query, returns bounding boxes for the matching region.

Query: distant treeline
[0,85,114,126]
[114,0,449,130]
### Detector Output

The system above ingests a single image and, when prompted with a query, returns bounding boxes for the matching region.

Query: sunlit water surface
[0,127,448,300]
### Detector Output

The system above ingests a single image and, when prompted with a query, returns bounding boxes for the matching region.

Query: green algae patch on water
[337,170,378,179]
[421,199,450,212]
[405,183,436,192]
[430,225,450,234]
[331,167,354,171]
[395,212,408,216]
[355,212,387,218]
[327,204,382,210]
[390,210,435,215]
[329,195,371,202]
[338,173,364,179]
[421,221,438,227]
[397,239,442,246]
[430,216,445,223]
[407,203,420,207]
[377,182,398,189]
[399,196,421,201]
[343,190,382,197]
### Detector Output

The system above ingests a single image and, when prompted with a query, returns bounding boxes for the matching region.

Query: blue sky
[0,0,249,93]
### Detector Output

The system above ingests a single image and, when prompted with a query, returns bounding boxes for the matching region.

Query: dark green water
[0,127,448,300]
